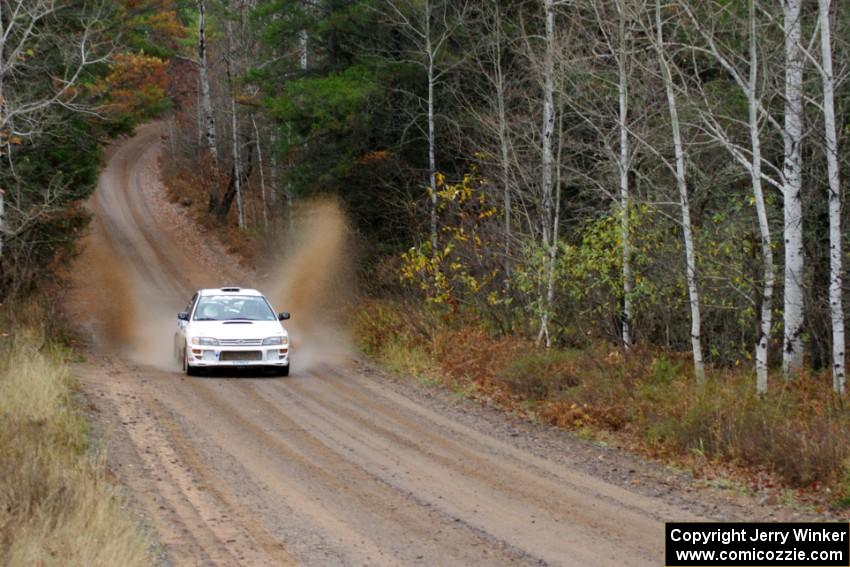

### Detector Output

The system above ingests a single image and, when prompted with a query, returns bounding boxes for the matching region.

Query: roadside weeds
[0,313,152,567]
[353,299,850,514]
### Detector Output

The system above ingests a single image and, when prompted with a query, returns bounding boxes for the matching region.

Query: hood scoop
[223,321,253,325]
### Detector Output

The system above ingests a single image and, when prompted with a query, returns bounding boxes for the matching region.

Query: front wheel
[183,351,200,376]
[274,365,290,377]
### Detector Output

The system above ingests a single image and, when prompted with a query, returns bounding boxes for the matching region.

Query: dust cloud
[263,197,355,372]
[66,217,141,352]
[69,195,355,374]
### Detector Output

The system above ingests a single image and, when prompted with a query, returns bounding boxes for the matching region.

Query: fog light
[192,349,202,355]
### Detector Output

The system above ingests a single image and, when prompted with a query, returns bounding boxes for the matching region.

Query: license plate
[219,351,262,362]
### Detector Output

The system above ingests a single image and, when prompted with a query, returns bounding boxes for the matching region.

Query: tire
[183,351,200,376]
[275,365,290,377]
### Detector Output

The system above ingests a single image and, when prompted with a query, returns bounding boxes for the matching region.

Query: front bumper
[186,345,289,367]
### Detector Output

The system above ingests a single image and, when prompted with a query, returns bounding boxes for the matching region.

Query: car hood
[187,320,287,341]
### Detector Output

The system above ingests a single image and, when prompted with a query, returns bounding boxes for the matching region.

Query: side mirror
[278,312,290,321]
[177,311,189,321]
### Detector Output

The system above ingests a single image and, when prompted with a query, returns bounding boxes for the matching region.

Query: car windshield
[193,295,277,321]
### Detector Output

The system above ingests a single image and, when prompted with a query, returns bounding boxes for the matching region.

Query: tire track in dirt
[144,391,296,566]
[248,375,665,566]
[180,376,530,566]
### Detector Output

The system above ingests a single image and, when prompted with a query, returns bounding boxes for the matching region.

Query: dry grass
[353,299,850,504]
[0,321,151,566]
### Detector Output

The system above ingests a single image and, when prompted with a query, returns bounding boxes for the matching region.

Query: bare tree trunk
[269,130,278,207]
[426,4,438,252]
[252,114,269,230]
[617,0,633,350]
[198,0,218,162]
[818,0,845,393]
[537,0,556,347]
[656,0,705,382]
[196,75,203,150]
[543,110,565,350]
[226,19,244,229]
[781,0,805,377]
[299,29,309,70]
[0,189,5,258]
[748,0,774,395]
[492,2,512,276]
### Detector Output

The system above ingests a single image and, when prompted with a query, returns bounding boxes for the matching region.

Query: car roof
[197,287,264,297]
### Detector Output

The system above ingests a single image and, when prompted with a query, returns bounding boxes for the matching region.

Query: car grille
[219,338,263,346]
[220,350,262,361]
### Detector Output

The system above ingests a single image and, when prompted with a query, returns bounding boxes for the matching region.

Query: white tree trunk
[252,114,269,229]
[749,0,774,395]
[226,20,244,229]
[656,0,705,382]
[818,0,845,393]
[617,0,633,350]
[781,0,805,377]
[198,0,218,162]
[425,2,438,253]
[299,30,309,70]
[269,130,278,207]
[537,0,556,347]
[230,101,244,229]
[0,189,5,258]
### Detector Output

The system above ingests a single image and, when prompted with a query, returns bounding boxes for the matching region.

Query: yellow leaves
[401,165,503,307]
[478,207,496,220]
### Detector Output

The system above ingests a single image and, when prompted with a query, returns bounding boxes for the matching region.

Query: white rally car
[174,287,290,376]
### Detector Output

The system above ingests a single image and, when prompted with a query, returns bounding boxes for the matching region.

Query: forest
[3,0,850,495]
[160,0,850,392]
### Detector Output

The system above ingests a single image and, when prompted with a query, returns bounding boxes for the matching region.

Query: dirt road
[68,124,714,566]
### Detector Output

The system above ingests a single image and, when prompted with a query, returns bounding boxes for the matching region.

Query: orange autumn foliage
[102,52,169,120]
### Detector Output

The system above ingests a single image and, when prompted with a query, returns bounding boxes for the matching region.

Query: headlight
[263,336,287,346]
[191,337,219,346]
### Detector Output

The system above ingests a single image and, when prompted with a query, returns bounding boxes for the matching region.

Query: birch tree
[817,0,845,393]
[654,0,705,382]
[198,0,218,162]
[252,114,269,229]
[381,0,468,252]
[747,0,775,394]
[680,0,778,393]
[537,0,557,347]
[781,0,805,377]
[226,17,244,228]
[615,0,634,349]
